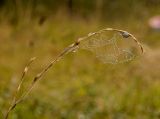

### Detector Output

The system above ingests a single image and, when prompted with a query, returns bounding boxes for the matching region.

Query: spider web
[79,30,141,64]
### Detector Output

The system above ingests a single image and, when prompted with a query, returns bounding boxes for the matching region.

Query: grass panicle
[4,28,144,119]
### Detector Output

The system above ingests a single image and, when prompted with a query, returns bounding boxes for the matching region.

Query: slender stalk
[4,42,79,119]
[4,57,36,119]
[3,28,143,119]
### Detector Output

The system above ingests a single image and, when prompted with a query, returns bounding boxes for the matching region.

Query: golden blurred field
[0,1,160,119]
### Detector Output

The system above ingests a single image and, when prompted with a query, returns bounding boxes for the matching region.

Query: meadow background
[0,0,160,119]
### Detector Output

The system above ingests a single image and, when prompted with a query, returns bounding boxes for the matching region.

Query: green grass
[0,13,160,119]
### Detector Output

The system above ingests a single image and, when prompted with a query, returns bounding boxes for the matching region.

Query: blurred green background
[0,0,160,119]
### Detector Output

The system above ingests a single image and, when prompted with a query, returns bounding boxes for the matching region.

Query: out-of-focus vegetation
[0,0,160,119]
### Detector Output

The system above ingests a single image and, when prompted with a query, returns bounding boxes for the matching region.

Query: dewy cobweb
[77,28,143,64]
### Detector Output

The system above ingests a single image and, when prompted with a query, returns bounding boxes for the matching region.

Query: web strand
[78,29,141,64]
